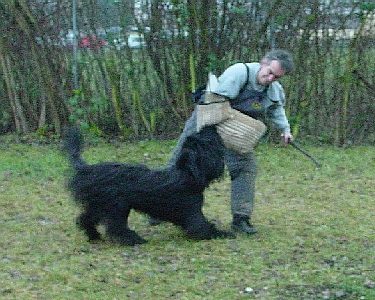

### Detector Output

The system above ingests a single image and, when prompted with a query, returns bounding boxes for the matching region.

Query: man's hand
[281,132,293,145]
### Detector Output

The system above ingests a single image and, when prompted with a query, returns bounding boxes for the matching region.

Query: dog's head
[176,126,225,188]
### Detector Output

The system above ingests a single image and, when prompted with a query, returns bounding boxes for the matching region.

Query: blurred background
[0,0,374,145]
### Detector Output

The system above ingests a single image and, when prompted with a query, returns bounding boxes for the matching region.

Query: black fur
[63,126,234,246]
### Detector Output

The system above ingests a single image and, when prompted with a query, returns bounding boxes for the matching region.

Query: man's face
[257,59,285,86]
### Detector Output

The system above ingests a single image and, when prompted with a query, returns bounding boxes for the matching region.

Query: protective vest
[230,64,268,120]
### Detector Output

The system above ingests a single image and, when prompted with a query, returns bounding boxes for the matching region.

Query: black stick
[290,141,322,168]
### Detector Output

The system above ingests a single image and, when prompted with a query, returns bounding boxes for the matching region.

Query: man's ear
[260,58,270,66]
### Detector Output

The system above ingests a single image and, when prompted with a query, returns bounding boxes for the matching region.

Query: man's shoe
[231,214,257,234]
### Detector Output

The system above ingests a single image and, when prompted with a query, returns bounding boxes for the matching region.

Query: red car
[79,35,107,49]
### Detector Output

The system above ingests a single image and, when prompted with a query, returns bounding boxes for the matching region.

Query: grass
[0,137,374,299]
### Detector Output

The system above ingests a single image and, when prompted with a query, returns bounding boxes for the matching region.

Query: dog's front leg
[182,211,235,240]
[105,207,147,246]
[108,228,147,246]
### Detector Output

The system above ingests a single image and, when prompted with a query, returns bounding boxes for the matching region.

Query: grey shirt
[212,62,291,134]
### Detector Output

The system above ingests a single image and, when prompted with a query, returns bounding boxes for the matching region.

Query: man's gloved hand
[281,132,293,145]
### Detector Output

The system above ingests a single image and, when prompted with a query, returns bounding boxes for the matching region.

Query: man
[151,49,294,234]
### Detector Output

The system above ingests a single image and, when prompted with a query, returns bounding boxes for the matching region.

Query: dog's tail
[62,126,86,169]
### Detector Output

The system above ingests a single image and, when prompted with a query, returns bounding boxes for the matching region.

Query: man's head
[257,49,294,86]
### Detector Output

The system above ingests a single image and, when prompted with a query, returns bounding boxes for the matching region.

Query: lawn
[0,137,374,299]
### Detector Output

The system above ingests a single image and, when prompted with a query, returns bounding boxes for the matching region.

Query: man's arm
[267,83,293,144]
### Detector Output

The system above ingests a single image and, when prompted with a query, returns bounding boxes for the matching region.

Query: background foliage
[0,0,374,145]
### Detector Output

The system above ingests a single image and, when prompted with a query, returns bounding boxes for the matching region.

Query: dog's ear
[176,148,193,169]
[176,148,206,187]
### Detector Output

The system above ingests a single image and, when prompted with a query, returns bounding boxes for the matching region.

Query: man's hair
[263,49,294,74]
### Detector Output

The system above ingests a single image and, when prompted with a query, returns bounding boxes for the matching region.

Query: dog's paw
[129,236,148,246]
[110,231,148,246]
[111,237,148,246]
[88,236,103,243]
[214,230,236,239]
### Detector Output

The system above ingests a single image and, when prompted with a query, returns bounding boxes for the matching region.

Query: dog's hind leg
[77,208,102,242]
[105,206,147,246]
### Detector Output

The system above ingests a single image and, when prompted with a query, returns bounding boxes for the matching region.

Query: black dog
[63,126,234,246]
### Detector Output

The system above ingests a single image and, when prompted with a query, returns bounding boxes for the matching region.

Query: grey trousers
[169,109,257,217]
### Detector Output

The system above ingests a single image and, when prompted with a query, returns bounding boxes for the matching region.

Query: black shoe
[148,217,163,226]
[231,214,257,234]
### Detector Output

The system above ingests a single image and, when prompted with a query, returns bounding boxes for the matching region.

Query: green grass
[0,139,374,299]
